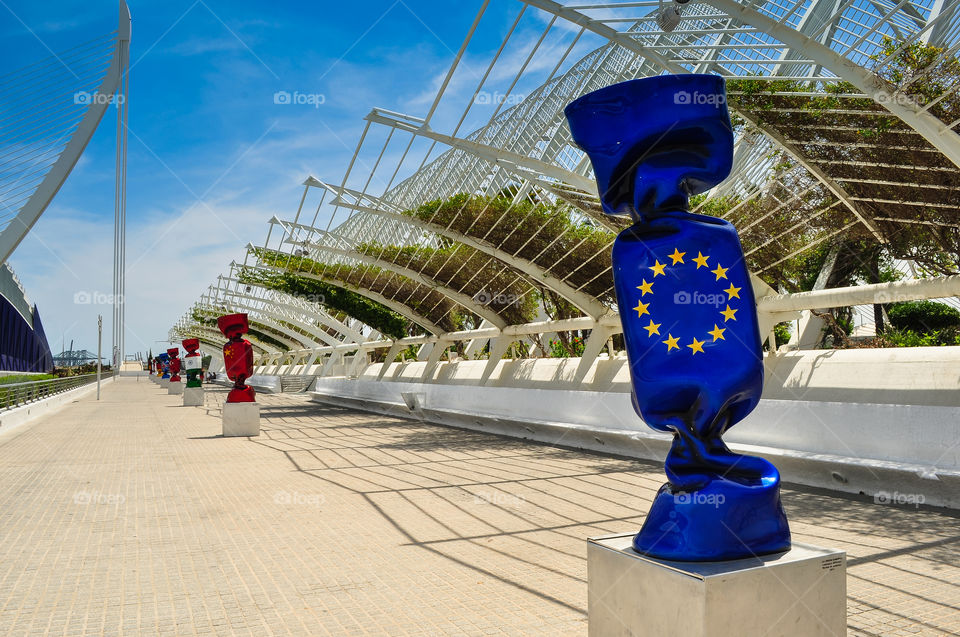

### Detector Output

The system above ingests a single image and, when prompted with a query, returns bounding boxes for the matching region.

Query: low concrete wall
[0,376,115,439]
[345,346,960,407]
[247,375,281,394]
[310,346,960,508]
[210,374,281,394]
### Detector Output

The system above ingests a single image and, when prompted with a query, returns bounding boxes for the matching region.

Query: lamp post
[96,315,102,400]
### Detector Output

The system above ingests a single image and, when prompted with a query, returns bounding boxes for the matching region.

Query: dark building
[0,264,53,373]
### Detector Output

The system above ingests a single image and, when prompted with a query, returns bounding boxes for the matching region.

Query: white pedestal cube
[222,402,259,437]
[182,386,204,406]
[587,533,846,637]
[167,382,183,395]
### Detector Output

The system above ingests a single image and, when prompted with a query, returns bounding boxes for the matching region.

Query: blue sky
[3,0,554,358]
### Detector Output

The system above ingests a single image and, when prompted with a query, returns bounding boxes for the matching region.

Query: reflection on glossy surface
[565,74,790,561]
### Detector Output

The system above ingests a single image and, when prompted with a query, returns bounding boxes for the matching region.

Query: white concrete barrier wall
[310,377,959,470]
[308,346,960,508]
[246,375,281,394]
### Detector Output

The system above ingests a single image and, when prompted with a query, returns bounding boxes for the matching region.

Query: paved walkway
[0,377,957,636]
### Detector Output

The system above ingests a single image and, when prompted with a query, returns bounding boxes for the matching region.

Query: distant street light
[97,315,102,400]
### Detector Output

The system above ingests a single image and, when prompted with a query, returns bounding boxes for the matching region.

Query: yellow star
[724,283,741,300]
[711,264,729,281]
[708,324,726,341]
[687,337,705,355]
[668,248,686,265]
[633,301,650,318]
[649,260,666,277]
[720,305,738,322]
[636,279,654,296]
[662,334,680,351]
[643,320,661,337]
[692,252,709,269]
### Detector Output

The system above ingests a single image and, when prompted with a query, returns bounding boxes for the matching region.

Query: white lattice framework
[174,0,960,375]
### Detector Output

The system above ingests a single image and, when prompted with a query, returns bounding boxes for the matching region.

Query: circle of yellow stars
[632,247,742,356]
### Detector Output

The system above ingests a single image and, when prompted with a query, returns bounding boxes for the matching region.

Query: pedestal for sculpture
[182,386,204,406]
[222,402,259,437]
[167,382,183,395]
[587,533,846,637]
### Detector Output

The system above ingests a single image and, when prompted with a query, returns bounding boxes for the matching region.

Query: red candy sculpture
[218,313,255,403]
[167,347,181,382]
[182,338,202,388]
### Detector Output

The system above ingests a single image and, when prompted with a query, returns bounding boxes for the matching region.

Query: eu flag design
[566,74,790,561]
[631,248,741,357]
[612,213,764,444]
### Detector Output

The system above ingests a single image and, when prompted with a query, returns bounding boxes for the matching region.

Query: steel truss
[173,0,960,381]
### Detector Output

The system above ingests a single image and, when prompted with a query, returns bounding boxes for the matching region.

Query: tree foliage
[236,266,411,339]
[405,194,617,303]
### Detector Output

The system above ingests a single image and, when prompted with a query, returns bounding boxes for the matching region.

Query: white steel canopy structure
[174,0,960,373]
[0,2,131,369]
[0,1,131,265]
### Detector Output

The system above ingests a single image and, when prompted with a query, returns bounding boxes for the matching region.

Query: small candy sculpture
[182,338,202,388]
[217,313,255,403]
[166,347,181,383]
[157,352,170,379]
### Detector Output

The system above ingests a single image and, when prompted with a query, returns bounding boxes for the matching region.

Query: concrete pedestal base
[182,386,204,406]
[587,533,846,637]
[167,382,183,395]
[222,402,259,437]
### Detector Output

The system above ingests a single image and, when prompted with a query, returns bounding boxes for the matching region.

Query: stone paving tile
[0,377,957,636]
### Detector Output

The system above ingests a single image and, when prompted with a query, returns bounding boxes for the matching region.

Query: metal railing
[0,374,99,411]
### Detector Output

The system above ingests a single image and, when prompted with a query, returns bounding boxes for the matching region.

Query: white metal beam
[706,0,960,169]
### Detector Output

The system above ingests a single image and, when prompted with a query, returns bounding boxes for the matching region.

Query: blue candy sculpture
[565,74,790,561]
[157,351,171,379]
